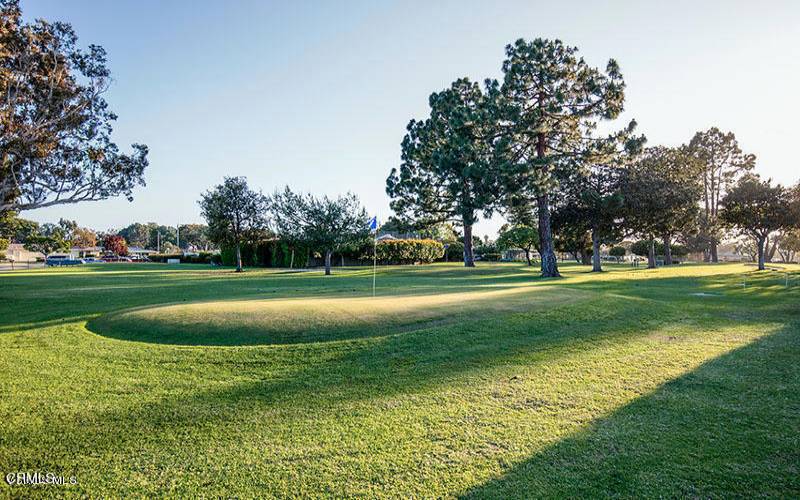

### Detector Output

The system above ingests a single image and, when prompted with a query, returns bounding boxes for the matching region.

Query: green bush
[442,241,464,262]
[480,252,501,262]
[630,240,689,258]
[148,252,214,264]
[218,240,312,268]
[374,239,444,265]
[609,246,627,258]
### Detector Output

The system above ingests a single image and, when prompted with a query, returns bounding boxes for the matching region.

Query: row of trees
[386,38,800,274]
[116,222,212,252]
[199,177,371,274]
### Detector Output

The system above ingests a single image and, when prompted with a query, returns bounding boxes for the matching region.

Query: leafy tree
[776,229,800,263]
[609,245,626,262]
[102,234,127,256]
[34,218,77,247]
[199,177,269,272]
[0,210,37,242]
[688,128,755,262]
[496,224,539,266]
[720,174,796,270]
[622,147,702,268]
[271,187,370,276]
[496,38,630,277]
[386,78,499,268]
[554,164,626,272]
[24,224,69,255]
[0,236,8,260]
[630,240,688,259]
[418,222,460,243]
[147,225,177,251]
[71,227,97,248]
[178,224,211,250]
[117,223,152,248]
[0,0,148,212]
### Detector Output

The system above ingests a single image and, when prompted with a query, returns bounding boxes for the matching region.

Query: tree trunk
[580,250,591,266]
[536,193,560,277]
[324,249,332,275]
[663,233,673,265]
[757,236,766,271]
[591,229,602,272]
[710,241,719,263]
[235,242,243,272]
[524,249,532,266]
[463,223,475,267]
[765,235,778,263]
[289,249,294,269]
[647,238,656,269]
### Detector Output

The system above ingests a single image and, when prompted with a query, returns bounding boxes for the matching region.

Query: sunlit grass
[0,262,798,497]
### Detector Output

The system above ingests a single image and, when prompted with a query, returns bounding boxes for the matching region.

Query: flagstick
[372,232,377,297]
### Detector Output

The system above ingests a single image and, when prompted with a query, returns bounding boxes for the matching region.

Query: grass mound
[88,286,583,345]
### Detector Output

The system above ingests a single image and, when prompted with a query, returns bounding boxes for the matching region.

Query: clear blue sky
[23,0,800,239]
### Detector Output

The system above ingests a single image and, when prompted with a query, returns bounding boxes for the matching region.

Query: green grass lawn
[1,262,798,497]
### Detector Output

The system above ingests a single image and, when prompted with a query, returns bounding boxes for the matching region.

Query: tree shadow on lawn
[83,285,592,346]
[78,267,793,346]
[0,264,548,331]
[10,276,796,494]
[460,322,800,498]
[63,291,720,438]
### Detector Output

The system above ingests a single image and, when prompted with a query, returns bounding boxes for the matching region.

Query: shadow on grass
[83,286,589,346]
[77,294,685,433]
[460,322,800,498]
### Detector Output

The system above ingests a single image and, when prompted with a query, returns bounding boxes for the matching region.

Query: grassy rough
[0,262,798,497]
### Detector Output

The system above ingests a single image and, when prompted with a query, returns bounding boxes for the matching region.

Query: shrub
[442,241,464,262]
[374,239,444,265]
[480,252,501,261]
[631,240,689,257]
[609,246,626,258]
[0,237,7,261]
[148,252,214,264]
[219,240,312,268]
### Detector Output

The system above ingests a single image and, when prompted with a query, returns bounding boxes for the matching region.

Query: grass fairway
[1,262,798,497]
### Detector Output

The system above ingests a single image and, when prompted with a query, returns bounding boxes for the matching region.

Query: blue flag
[368,216,378,231]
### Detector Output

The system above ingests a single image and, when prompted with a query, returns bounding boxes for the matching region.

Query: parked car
[101,255,133,263]
[46,255,84,266]
[82,257,105,264]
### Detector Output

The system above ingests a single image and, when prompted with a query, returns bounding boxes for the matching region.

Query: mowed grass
[0,262,798,497]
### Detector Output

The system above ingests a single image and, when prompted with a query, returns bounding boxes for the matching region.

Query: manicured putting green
[89,285,585,345]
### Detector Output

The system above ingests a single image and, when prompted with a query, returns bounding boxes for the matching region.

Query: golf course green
[1,262,798,497]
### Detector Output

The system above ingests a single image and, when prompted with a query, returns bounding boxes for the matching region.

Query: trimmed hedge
[219,240,313,268]
[148,252,214,264]
[374,239,444,265]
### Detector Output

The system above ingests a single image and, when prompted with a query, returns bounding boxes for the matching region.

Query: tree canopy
[496,224,539,266]
[386,78,498,268]
[688,128,755,262]
[720,174,796,270]
[199,177,269,272]
[495,38,633,277]
[271,187,370,275]
[0,0,148,212]
[622,146,702,267]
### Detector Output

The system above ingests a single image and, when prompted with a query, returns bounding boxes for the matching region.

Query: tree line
[199,177,370,274]
[386,38,800,274]
[1,2,798,274]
